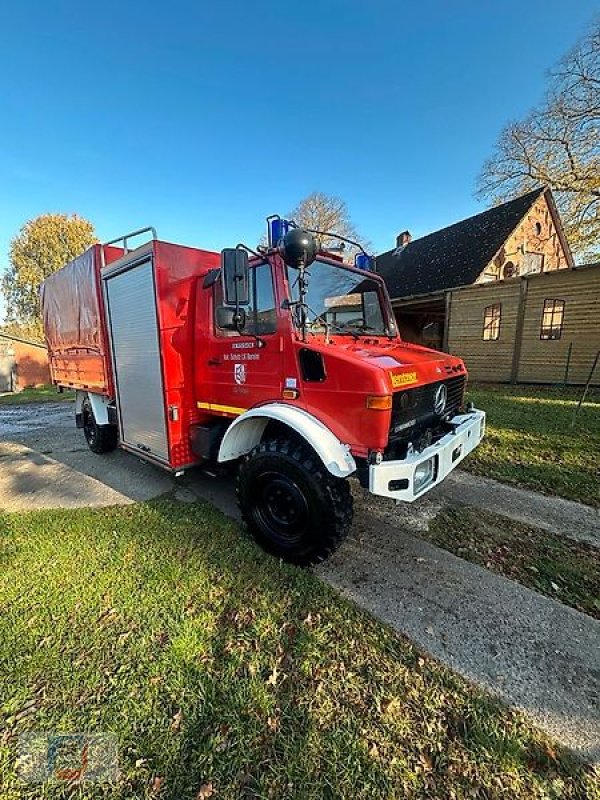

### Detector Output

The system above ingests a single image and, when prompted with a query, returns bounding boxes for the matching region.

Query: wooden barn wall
[517,268,600,385]
[446,283,521,382]
[445,267,600,385]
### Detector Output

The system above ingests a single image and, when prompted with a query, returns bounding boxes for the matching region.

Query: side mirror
[216,305,246,331]
[221,248,249,306]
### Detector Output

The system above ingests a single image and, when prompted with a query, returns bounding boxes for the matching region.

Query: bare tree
[287,192,369,260]
[478,20,600,259]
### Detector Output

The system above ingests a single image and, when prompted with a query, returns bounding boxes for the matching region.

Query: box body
[101,240,220,468]
[41,239,220,470]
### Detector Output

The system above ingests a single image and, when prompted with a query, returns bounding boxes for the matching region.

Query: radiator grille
[389,375,466,442]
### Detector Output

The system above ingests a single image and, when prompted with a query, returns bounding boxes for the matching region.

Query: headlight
[414,457,435,493]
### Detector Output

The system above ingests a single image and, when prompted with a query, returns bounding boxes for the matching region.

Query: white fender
[218,403,357,478]
[75,390,111,426]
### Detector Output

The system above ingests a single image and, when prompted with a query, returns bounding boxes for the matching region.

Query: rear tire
[82,398,118,454]
[237,438,353,565]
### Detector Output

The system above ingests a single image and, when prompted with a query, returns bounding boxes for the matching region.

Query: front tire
[82,398,118,454]
[237,438,353,565]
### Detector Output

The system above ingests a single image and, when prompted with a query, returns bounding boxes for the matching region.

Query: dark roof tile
[376,187,545,299]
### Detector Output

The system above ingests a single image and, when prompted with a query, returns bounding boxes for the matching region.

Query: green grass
[0,500,598,799]
[0,385,74,405]
[425,505,600,619]
[464,384,600,507]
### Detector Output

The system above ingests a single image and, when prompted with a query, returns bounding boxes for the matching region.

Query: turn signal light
[366,395,392,410]
[283,388,300,400]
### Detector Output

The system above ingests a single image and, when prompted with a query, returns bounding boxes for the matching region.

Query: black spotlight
[279,228,318,268]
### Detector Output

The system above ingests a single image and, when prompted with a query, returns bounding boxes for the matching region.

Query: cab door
[200,261,283,416]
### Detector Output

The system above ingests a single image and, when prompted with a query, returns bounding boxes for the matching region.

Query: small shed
[0,333,50,392]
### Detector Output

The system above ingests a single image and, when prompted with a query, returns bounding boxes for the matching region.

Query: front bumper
[369,409,486,501]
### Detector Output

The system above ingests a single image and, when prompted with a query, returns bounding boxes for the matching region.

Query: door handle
[208,358,221,367]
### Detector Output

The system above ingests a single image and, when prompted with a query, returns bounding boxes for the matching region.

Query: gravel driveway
[1,399,599,762]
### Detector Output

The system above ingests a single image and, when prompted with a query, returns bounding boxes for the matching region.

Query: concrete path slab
[432,471,600,549]
[0,402,174,510]
[0,441,136,510]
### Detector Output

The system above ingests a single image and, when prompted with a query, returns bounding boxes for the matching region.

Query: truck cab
[191,226,484,562]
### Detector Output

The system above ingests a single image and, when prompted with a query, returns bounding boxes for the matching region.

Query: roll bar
[100,226,157,269]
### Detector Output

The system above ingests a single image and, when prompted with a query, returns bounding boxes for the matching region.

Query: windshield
[287,259,391,336]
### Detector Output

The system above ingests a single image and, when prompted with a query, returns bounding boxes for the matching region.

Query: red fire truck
[41,221,485,564]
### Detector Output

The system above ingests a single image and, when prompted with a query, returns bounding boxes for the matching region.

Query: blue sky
[0,1,597,320]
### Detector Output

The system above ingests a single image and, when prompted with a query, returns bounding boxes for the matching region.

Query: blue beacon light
[355,253,375,271]
[267,216,292,248]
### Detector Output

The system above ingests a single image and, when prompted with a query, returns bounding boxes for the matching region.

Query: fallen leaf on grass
[10,698,40,724]
[150,775,164,794]
[266,665,279,686]
[171,709,183,733]
[381,697,401,716]
[419,752,433,771]
[97,607,118,626]
[267,715,280,732]
[303,611,321,628]
[1,728,14,745]
[196,781,215,798]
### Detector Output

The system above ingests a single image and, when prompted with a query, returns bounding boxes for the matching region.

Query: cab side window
[215,262,277,336]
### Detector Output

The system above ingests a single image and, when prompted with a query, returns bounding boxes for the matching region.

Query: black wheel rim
[83,407,97,447]
[252,471,310,548]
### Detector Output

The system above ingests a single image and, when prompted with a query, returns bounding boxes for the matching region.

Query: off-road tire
[237,437,353,565]
[82,398,118,454]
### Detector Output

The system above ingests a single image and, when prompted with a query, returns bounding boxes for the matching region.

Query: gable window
[523,252,544,274]
[540,299,565,340]
[503,261,516,279]
[483,304,501,341]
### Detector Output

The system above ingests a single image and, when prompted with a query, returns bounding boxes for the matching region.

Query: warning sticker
[390,371,418,388]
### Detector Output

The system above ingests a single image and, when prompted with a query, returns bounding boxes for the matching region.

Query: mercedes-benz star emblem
[433,384,447,415]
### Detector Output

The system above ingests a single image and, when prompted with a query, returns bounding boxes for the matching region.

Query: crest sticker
[234,363,247,385]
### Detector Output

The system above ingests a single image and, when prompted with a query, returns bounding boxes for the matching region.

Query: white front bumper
[369,409,486,501]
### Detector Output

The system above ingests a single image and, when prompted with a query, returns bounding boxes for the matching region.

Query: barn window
[483,304,501,341]
[535,221,542,235]
[540,299,565,340]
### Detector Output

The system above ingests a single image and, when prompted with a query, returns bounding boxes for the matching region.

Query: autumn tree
[287,192,369,259]
[1,213,96,340]
[478,20,600,259]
